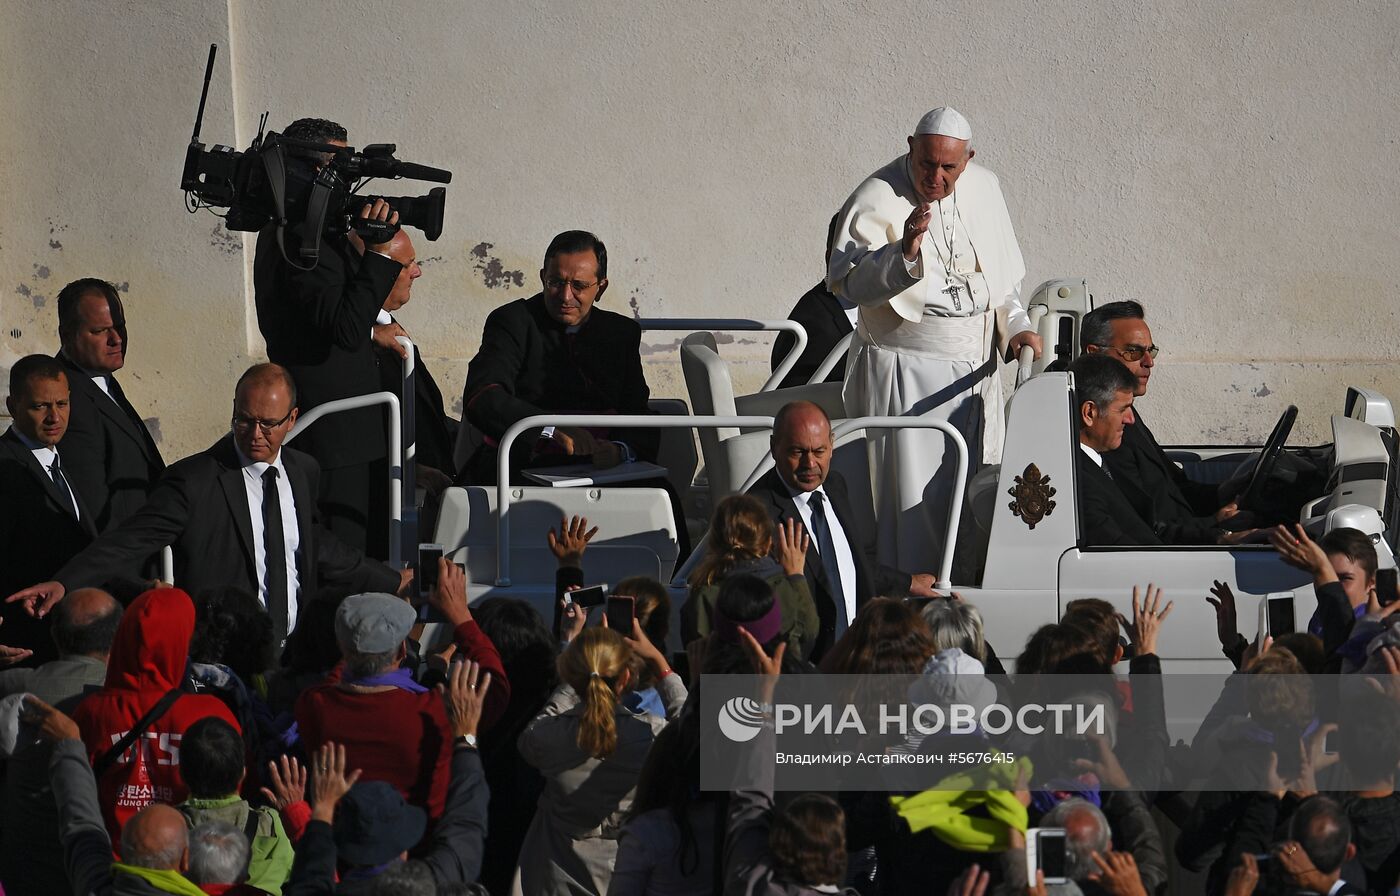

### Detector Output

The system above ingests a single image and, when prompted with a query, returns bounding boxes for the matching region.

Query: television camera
[179,44,451,268]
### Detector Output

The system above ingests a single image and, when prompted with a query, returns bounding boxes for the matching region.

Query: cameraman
[253,118,398,560]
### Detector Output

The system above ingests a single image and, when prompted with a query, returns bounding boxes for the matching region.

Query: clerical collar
[1078,442,1105,467]
[375,309,393,325]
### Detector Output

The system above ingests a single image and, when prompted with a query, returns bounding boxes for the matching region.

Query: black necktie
[49,453,79,519]
[262,467,290,642]
[808,491,849,636]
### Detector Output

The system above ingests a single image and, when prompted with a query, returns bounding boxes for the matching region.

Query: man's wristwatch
[455,733,478,750]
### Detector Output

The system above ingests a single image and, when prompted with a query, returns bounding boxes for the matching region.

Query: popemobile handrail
[395,335,418,552]
[808,332,854,385]
[288,390,404,565]
[636,318,807,393]
[493,414,777,586]
[492,412,967,590]
[735,416,969,590]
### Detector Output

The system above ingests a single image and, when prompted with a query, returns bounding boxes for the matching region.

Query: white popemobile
[423,279,1399,670]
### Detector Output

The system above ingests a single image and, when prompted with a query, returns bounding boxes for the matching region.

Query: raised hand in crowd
[1087,850,1148,896]
[20,695,79,743]
[738,626,785,706]
[1275,839,1333,895]
[0,621,33,666]
[1072,734,1132,789]
[1267,742,1318,801]
[259,754,307,811]
[774,517,809,577]
[441,658,492,739]
[1223,852,1260,896]
[1270,524,1338,585]
[548,514,598,568]
[1240,633,1273,668]
[309,742,362,825]
[946,863,990,896]
[1026,869,1048,896]
[1369,644,1400,702]
[1206,579,1241,648]
[559,590,590,644]
[623,618,674,680]
[1118,584,1173,657]
[429,555,472,627]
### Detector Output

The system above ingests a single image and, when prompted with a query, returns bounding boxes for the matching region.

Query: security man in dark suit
[253,118,401,560]
[1083,301,1255,544]
[6,363,410,652]
[746,400,937,658]
[459,230,656,484]
[0,355,97,665]
[54,278,164,533]
[1069,354,1163,546]
[770,215,854,389]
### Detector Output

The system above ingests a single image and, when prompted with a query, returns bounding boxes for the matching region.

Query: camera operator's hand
[373,321,410,359]
[355,198,401,253]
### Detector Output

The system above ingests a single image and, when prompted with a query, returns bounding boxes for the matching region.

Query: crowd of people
[0,101,1396,896]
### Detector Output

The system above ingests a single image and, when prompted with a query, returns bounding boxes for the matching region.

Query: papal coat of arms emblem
[1007,463,1056,529]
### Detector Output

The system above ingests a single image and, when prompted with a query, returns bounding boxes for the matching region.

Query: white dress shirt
[1079,442,1105,468]
[11,428,80,518]
[233,444,302,632]
[787,483,858,624]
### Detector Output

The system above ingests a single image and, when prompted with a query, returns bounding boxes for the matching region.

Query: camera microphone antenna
[190,44,217,145]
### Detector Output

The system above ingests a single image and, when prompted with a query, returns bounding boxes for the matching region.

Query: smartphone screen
[571,584,608,609]
[1378,568,1398,607]
[1267,593,1296,636]
[606,595,635,633]
[1037,829,1068,883]
[418,543,444,595]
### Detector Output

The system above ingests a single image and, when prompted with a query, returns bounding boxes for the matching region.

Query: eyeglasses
[231,409,294,435]
[544,277,601,294]
[1093,343,1160,362]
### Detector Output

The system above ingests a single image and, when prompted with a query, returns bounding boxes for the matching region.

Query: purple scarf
[342,666,429,694]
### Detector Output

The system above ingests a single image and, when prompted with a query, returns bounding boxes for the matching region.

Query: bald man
[7,363,408,651]
[371,230,458,488]
[830,107,1040,572]
[747,400,937,659]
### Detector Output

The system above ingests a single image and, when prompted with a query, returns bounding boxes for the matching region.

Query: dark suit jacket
[55,353,164,533]
[1076,446,1164,546]
[0,429,98,663]
[254,224,401,469]
[748,469,910,658]
[375,319,457,477]
[460,294,655,484]
[54,436,401,640]
[1105,410,1221,543]
[771,282,853,389]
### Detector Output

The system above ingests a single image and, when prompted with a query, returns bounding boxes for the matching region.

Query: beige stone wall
[3,0,1397,458]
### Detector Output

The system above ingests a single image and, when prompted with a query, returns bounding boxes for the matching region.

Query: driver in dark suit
[1070,354,1163,546]
[1083,301,1256,545]
[746,400,937,659]
[6,364,409,653]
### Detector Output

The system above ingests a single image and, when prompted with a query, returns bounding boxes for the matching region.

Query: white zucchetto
[914,107,972,141]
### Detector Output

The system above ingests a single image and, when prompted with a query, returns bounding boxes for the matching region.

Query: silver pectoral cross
[943,282,963,311]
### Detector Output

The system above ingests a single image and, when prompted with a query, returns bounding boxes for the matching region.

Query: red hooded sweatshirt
[71,587,240,844]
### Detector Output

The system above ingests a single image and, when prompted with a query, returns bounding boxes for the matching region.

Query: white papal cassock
[829,155,1030,572]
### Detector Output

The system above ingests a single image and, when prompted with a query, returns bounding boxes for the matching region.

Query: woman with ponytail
[680,495,819,660]
[514,620,686,895]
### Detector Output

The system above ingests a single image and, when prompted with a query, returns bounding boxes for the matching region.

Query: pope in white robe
[828,107,1041,572]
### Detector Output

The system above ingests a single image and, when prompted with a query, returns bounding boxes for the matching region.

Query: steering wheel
[1239,405,1298,512]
